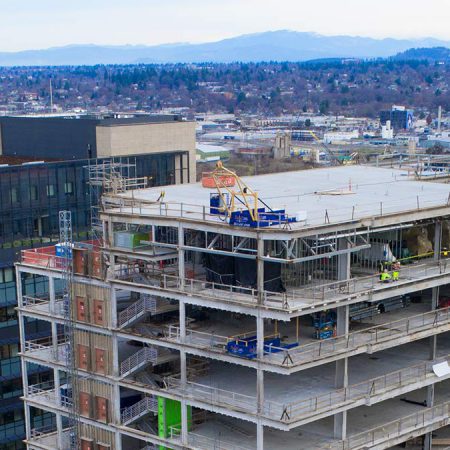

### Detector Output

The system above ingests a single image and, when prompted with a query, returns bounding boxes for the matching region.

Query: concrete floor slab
[117,166,450,230]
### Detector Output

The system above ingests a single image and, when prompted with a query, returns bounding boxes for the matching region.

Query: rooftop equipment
[208,162,297,228]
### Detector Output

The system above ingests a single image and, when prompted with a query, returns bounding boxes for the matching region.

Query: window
[30,185,38,201]
[46,184,55,197]
[11,187,18,204]
[64,182,74,195]
[0,344,18,359]
[12,220,21,234]
[0,307,16,323]
[3,269,13,283]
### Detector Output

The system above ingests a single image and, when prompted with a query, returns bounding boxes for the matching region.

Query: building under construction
[16,164,450,450]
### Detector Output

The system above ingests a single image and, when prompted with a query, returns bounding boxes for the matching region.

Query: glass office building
[0,151,190,449]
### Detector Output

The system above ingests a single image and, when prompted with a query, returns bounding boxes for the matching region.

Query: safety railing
[29,426,73,449]
[22,294,66,315]
[164,355,449,424]
[188,432,254,450]
[159,308,450,371]
[167,417,254,450]
[117,295,167,328]
[30,424,57,439]
[166,326,229,350]
[290,257,450,302]
[120,396,158,425]
[103,191,450,229]
[283,355,450,422]
[22,295,50,307]
[319,401,450,449]
[120,346,158,377]
[265,306,450,367]
[20,240,102,270]
[114,257,450,313]
[24,336,69,363]
[165,376,279,416]
[27,381,72,410]
[21,246,65,269]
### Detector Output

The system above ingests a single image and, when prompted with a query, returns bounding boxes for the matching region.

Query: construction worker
[392,261,400,281]
[379,262,385,280]
[442,247,449,257]
[380,268,392,283]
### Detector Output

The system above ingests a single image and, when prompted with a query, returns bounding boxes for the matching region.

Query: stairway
[120,347,158,378]
[135,371,161,389]
[118,295,178,329]
[121,396,158,426]
[136,420,158,435]
[120,346,179,379]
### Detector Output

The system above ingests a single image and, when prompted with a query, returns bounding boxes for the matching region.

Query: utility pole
[49,79,53,113]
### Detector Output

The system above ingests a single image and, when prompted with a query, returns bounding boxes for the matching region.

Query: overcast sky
[1,0,449,52]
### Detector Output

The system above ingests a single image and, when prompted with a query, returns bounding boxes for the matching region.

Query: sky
[1,0,449,52]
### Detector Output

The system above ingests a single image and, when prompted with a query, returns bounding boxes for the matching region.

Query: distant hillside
[0,30,449,66]
[393,46,450,61]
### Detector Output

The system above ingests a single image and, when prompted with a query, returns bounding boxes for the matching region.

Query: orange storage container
[201,173,235,188]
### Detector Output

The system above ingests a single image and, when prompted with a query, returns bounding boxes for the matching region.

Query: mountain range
[0,30,449,66]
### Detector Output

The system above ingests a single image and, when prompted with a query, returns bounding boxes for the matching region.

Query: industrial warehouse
[16,163,450,450]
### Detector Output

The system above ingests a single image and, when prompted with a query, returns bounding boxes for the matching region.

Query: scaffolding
[59,210,81,449]
[85,157,148,239]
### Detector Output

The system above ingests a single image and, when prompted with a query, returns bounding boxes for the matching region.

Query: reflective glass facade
[0,151,189,448]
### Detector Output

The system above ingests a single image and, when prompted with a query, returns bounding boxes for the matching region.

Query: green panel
[158,396,192,450]
[132,232,148,248]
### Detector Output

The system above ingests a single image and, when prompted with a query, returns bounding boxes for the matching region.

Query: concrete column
[107,220,114,247]
[56,413,63,449]
[110,287,118,329]
[114,430,123,450]
[49,275,58,357]
[334,305,349,440]
[178,225,185,289]
[17,268,32,439]
[113,384,123,450]
[425,221,442,450]
[256,235,265,449]
[48,275,55,312]
[179,297,188,445]
[179,300,186,343]
[334,238,350,440]
[114,430,122,450]
[256,316,265,410]
[257,235,264,304]
[112,333,119,378]
[256,421,264,450]
[102,219,107,245]
[15,267,23,308]
[54,368,61,398]
[180,349,188,445]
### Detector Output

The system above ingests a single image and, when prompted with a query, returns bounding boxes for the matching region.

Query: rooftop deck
[106,166,450,231]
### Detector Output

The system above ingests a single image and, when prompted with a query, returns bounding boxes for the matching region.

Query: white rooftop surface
[196,143,231,154]
[119,166,450,229]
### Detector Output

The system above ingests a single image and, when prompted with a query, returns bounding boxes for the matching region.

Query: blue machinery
[208,162,297,228]
[226,334,299,359]
[312,311,337,340]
